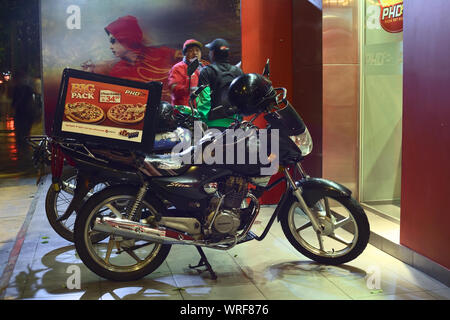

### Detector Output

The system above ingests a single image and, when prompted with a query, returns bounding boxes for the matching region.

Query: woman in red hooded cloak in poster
[83,15,181,102]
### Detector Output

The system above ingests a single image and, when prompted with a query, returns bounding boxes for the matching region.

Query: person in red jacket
[82,15,181,102]
[168,39,204,106]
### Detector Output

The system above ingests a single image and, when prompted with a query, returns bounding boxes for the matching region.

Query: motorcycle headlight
[290,127,313,156]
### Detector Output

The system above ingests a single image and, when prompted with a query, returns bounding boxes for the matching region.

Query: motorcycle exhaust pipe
[93,217,195,244]
[92,216,256,250]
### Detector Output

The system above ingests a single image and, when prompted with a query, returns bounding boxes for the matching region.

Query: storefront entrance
[360,0,403,222]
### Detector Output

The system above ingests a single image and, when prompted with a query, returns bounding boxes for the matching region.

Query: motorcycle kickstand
[189,246,217,280]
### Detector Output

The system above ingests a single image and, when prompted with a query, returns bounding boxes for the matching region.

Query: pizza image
[65,102,105,123]
[107,103,146,124]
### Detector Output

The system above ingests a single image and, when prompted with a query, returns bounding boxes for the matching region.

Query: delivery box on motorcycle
[52,68,161,153]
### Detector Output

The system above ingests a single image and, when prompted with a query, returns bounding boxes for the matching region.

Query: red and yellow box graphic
[62,78,149,143]
[379,0,403,33]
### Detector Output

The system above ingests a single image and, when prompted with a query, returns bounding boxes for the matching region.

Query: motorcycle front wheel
[74,185,171,282]
[280,192,370,265]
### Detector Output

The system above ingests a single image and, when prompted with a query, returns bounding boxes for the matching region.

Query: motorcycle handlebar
[190,84,207,100]
[25,135,49,149]
[207,105,238,121]
[183,84,208,125]
[274,87,287,103]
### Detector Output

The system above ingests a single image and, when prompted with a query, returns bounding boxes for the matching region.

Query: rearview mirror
[262,58,270,78]
[187,58,199,77]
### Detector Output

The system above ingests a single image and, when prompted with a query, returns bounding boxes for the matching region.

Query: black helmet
[228,73,276,116]
[156,101,177,132]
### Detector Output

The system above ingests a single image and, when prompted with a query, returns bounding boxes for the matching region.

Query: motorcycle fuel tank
[150,166,232,211]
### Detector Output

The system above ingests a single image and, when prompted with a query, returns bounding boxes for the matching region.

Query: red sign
[62,77,148,142]
[379,0,403,33]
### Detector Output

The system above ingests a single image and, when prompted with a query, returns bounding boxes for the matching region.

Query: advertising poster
[41,0,241,135]
[52,69,162,152]
[361,0,403,202]
[62,76,148,143]
[365,0,403,74]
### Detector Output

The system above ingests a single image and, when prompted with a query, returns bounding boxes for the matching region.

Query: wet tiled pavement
[0,100,43,179]
[0,104,448,301]
[0,176,448,300]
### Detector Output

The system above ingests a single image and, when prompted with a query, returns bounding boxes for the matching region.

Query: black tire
[280,192,370,265]
[74,185,171,282]
[45,167,109,243]
[45,166,78,242]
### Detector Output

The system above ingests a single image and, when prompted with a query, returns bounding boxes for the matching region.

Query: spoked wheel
[45,166,109,242]
[74,185,171,282]
[281,194,370,265]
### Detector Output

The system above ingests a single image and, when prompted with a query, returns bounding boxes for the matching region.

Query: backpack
[209,64,241,107]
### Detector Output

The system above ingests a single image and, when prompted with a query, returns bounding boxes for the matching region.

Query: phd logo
[379,0,403,33]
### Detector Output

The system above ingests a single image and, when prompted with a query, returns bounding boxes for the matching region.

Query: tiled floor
[0,175,448,301]
[363,202,401,222]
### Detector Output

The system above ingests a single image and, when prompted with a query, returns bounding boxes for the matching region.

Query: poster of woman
[41,0,241,134]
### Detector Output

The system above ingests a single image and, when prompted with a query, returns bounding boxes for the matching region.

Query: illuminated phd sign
[379,0,403,33]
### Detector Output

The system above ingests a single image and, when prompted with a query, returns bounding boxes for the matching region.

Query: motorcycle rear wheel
[45,166,108,243]
[281,192,370,265]
[74,185,171,282]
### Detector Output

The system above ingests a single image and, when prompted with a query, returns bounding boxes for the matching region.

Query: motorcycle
[25,60,201,243]
[27,118,194,243]
[72,62,370,282]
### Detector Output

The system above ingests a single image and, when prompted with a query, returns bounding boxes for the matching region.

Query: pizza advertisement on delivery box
[53,68,161,153]
[62,77,148,143]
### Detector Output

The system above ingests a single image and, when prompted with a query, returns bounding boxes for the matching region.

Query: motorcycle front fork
[283,164,324,235]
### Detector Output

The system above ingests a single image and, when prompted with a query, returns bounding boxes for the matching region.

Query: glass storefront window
[360,0,403,221]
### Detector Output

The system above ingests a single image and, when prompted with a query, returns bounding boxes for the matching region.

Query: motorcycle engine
[211,208,241,235]
[205,176,248,239]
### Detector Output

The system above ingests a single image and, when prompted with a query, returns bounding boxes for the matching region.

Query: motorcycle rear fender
[276,177,352,222]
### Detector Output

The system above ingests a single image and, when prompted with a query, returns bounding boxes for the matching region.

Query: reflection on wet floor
[1,100,449,301]
[2,199,449,300]
[0,104,42,180]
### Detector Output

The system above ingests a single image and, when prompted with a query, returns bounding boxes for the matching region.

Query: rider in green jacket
[196,38,243,130]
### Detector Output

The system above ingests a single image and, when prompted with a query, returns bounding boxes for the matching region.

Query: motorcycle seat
[153,127,191,151]
[141,131,216,176]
